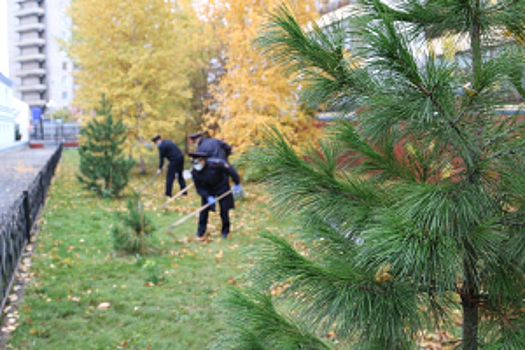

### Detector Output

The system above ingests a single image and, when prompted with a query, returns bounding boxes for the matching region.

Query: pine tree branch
[500,220,525,227]
[484,124,523,149]
[487,147,525,160]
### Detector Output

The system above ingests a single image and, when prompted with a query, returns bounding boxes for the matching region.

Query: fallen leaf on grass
[215,250,223,263]
[97,302,111,310]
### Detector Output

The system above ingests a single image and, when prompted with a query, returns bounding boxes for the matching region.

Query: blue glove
[207,196,216,205]
[233,184,242,191]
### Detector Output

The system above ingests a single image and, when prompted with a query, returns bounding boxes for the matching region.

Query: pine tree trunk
[462,294,478,350]
[462,3,481,347]
[461,243,479,350]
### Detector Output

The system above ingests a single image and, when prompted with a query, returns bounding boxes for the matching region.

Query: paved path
[0,147,58,217]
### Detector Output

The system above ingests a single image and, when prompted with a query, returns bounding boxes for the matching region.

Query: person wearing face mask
[189,151,242,239]
[188,132,232,161]
[152,135,187,198]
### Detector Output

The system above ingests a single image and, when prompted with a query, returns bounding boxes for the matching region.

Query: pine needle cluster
[214,1,525,348]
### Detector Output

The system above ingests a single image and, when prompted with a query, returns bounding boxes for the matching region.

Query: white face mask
[194,163,204,171]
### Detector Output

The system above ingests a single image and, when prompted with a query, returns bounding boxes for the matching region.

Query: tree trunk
[462,2,481,348]
[461,242,479,350]
[136,101,146,174]
[461,291,479,349]
[184,119,189,154]
[140,155,146,174]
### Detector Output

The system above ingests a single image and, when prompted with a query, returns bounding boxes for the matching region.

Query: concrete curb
[0,142,29,155]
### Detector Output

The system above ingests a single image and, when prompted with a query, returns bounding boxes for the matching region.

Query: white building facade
[6,0,75,112]
[14,98,31,142]
[0,73,16,146]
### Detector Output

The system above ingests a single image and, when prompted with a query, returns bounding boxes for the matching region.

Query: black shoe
[221,233,229,239]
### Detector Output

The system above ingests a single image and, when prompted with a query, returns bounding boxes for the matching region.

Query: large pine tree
[213,1,525,349]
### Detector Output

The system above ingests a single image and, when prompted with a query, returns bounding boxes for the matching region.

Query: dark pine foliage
[77,95,134,197]
[213,1,525,349]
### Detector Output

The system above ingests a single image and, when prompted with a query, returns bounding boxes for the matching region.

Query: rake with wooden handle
[137,164,168,193]
[161,183,194,208]
[167,189,233,234]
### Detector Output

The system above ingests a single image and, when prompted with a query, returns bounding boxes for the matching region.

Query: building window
[62,92,68,100]
[62,76,68,86]
[63,62,68,70]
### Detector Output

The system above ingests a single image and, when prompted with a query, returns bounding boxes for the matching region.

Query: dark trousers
[165,158,186,197]
[197,197,231,237]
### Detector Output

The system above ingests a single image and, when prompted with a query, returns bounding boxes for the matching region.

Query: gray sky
[0,0,8,77]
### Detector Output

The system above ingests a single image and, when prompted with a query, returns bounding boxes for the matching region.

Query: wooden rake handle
[138,163,168,193]
[167,189,233,229]
[161,183,194,208]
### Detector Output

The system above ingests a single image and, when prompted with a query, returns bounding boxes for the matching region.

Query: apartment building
[6,0,75,112]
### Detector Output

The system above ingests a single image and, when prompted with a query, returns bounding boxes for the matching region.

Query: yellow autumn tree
[201,0,323,156]
[66,0,208,171]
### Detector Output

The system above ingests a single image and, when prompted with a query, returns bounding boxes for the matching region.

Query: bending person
[189,151,242,239]
[152,135,186,198]
[189,132,232,161]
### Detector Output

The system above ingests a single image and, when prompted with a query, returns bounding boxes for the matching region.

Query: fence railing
[32,123,80,142]
[0,144,63,312]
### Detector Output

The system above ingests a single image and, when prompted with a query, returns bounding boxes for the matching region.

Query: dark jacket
[158,140,183,169]
[197,138,232,161]
[191,158,240,210]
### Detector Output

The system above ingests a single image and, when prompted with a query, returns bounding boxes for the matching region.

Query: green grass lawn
[8,150,288,349]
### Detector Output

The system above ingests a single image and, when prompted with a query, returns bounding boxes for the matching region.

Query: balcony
[15,54,46,63]
[18,84,47,93]
[14,7,45,18]
[16,69,46,77]
[24,99,47,108]
[15,23,45,33]
[16,38,46,48]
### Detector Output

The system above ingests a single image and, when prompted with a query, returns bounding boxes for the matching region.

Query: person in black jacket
[189,151,242,239]
[152,135,186,197]
[189,132,232,161]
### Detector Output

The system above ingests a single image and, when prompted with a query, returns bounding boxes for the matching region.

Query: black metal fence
[0,144,63,312]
